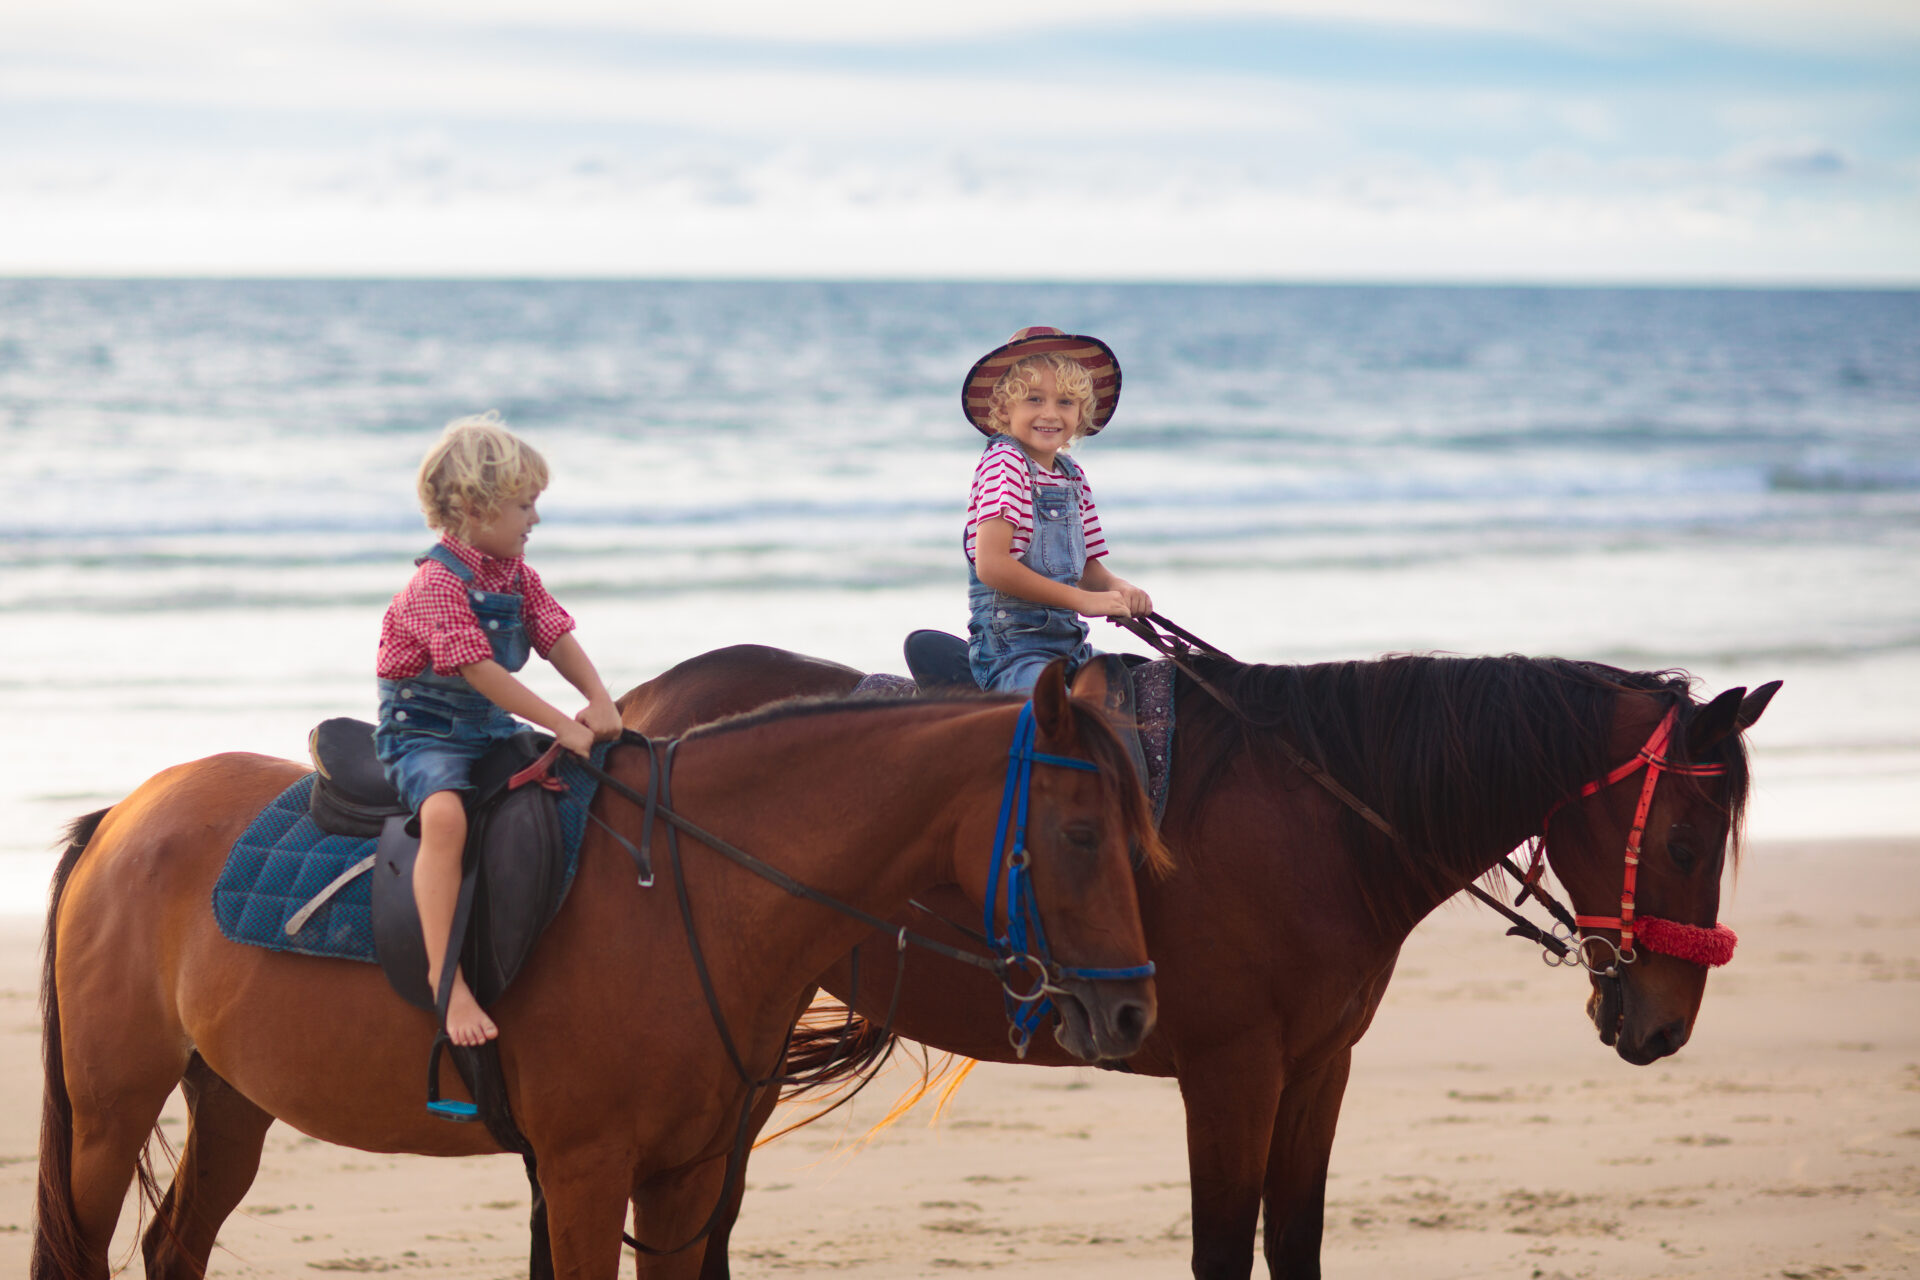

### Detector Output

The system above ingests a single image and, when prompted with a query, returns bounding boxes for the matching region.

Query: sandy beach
[2,836,1915,1278]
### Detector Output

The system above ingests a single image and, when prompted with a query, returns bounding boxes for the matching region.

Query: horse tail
[779,1004,897,1096]
[759,1002,979,1149]
[33,807,110,1279]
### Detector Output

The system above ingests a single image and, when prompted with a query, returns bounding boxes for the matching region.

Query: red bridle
[1527,706,1738,971]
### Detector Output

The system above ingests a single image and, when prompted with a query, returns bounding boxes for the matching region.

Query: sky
[3,0,1917,281]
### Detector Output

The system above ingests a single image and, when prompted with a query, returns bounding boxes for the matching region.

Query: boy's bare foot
[443,977,498,1046]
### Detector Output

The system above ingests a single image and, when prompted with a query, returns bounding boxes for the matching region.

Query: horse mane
[1174,653,1752,917]
[683,692,1172,876]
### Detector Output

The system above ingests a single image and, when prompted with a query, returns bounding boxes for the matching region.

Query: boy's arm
[459,660,597,756]
[973,518,1133,618]
[545,632,622,741]
[1078,557,1153,617]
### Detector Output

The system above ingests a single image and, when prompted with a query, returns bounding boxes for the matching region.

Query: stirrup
[425,1030,479,1122]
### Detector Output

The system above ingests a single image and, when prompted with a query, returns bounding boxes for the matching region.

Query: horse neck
[663,703,1006,973]
[1208,658,1648,944]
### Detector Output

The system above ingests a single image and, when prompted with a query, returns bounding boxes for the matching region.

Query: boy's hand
[554,719,596,758]
[1077,589,1134,619]
[577,696,623,743]
[1119,584,1153,617]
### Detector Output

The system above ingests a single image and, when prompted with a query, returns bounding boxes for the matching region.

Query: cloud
[1,1,1913,280]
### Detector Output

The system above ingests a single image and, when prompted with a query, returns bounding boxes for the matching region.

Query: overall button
[472,591,484,602]
[996,609,1007,619]
[487,620,500,630]
[400,688,413,699]
[395,710,408,722]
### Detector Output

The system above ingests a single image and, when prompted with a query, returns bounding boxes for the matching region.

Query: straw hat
[961,326,1122,438]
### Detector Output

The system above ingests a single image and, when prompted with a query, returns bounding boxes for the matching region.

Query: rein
[1114,613,1735,973]
[556,698,1151,1254]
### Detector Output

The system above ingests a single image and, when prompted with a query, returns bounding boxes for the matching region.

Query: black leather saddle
[306,718,569,1013]
[902,630,1150,786]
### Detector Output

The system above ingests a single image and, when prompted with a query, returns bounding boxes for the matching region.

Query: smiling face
[1003,365,1082,469]
[465,489,541,559]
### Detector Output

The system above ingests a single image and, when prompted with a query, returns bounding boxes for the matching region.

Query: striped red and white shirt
[964,437,1107,564]
[376,534,576,679]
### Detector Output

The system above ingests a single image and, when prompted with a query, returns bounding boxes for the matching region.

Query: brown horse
[34,662,1165,1279]
[614,644,1779,1280]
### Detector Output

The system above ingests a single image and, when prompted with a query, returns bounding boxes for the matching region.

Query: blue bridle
[985,701,1157,1057]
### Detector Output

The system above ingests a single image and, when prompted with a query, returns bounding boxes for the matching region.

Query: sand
[1,837,1916,1278]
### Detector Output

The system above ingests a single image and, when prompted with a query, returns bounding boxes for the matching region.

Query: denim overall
[374,544,533,814]
[967,446,1096,692]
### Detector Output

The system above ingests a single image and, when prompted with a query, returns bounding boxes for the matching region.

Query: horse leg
[59,1050,190,1278]
[1259,1049,1351,1280]
[687,1086,783,1280]
[142,1055,275,1280]
[1176,1045,1287,1280]
[535,1144,638,1280]
[632,1144,738,1280]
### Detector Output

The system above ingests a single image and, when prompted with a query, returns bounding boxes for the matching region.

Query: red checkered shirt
[376,535,576,679]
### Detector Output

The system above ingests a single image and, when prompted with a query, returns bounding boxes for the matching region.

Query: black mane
[1175,653,1752,910]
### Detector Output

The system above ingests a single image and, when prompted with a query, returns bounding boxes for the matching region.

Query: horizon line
[5,272,1918,292]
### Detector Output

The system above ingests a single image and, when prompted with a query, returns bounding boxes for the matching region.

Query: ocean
[4,280,1916,913]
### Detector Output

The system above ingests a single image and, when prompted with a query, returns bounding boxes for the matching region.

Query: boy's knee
[416,791,467,842]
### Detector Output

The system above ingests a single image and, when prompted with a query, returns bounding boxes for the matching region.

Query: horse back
[59,752,305,933]
[619,643,862,736]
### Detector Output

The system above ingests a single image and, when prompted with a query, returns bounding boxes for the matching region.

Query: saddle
[901,630,1155,798]
[306,719,568,1014]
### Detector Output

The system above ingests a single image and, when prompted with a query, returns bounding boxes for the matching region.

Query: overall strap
[421,543,475,582]
[421,543,525,595]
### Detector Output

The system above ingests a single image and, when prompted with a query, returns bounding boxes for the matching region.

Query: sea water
[4,280,1916,913]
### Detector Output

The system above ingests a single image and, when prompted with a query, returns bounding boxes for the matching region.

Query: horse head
[967,658,1167,1064]
[1547,679,1781,1064]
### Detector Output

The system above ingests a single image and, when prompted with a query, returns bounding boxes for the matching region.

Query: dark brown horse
[615,643,1779,1280]
[34,662,1164,1279]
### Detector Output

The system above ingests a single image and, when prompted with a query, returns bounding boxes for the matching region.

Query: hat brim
[962,332,1121,438]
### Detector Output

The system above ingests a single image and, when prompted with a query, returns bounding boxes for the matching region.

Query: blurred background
[3,1,1916,909]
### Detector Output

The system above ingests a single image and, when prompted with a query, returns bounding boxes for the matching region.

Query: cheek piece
[1529,707,1737,969]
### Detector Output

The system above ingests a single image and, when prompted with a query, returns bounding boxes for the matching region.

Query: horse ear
[1737,680,1782,732]
[1031,658,1078,745]
[1685,686,1746,757]
[1068,655,1112,708]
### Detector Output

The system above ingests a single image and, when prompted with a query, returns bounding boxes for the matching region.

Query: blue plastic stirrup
[426,1098,479,1121]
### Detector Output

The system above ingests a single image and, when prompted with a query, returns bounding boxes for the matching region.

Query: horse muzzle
[1588,975,1693,1065]
[1050,977,1156,1062]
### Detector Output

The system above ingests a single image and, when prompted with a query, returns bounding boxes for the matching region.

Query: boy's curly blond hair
[985,353,1098,445]
[416,412,549,534]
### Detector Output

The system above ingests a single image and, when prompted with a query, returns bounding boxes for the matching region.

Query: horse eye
[1063,822,1099,852]
[1666,823,1699,872]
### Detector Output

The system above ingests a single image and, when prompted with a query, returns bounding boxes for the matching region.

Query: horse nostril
[1651,1019,1689,1057]
[1113,1000,1150,1046]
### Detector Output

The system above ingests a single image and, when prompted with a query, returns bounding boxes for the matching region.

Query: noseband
[1527,705,1738,976]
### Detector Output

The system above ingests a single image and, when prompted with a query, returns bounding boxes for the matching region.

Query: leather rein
[555,699,1152,1254]
[1114,614,1738,975]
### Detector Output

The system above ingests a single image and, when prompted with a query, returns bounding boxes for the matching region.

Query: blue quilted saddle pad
[213,744,611,963]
